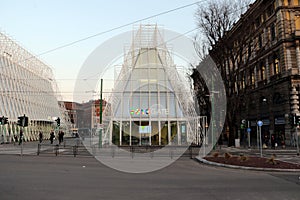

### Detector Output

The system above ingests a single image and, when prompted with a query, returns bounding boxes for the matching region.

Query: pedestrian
[281,133,285,148]
[263,134,269,148]
[39,131,43,143]
[50,131,55,144]
[58,131,63,144]
[61,131,64,143]
[271,134,276,149]
[13,135,18,145]
[58,131,64,144]
[58,131,61,144]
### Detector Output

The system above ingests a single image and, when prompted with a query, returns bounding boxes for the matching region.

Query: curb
[196,157,300,172]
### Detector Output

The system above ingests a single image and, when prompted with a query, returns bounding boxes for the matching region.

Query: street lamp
[257,120,263,157]
[206,90,219,149]
[262,98,267,102]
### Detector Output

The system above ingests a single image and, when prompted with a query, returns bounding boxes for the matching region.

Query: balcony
[270,73,282,82]
[257,80,267,87]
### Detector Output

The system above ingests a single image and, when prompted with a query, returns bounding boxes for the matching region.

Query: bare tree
[192,0,266,146]
[194,0,253,57]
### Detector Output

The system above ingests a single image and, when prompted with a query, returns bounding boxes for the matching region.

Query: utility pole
[99,79,103,148]
[257,120,263,157]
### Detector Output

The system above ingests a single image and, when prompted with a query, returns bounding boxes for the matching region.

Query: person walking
[13,135,18,145]
[60,131,64,143]
[50,131,55,144]
[58,131,61,144]
[271,134,276,149]
[58,131,64,144]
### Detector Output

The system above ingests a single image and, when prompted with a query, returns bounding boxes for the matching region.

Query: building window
[255,17,260,28]
[274,56,280,75]
[251,69,255,85]
[261,14,265,24]
[260,63,266,80]
[267,5,275,17]
[293,0,300,5]
[271,24,276,41]
[248,44,251,59]
[258,35,263,49]
[283,0,290,6]
[241,71,246,89]
[295,15,300,30]
[286,11,291,21]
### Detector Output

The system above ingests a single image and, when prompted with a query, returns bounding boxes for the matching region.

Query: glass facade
[102,26,202,146]
[0,32,67,142]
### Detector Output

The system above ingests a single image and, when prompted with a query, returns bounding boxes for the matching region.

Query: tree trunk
[227,113,237,147]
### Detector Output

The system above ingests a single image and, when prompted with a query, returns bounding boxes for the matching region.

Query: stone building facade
[196,0,300,146]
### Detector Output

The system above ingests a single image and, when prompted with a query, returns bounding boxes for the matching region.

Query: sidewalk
[195,144,300,171]
[0,141,39,155]
[0,137,80,156]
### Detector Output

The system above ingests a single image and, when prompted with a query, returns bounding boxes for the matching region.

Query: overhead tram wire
[0,0,207,75]
[1,0,251,81]
[35,0,206,57]
[70,2,253,81]
[81,26,201,81]
[35,0,251,58]
[1,0,252,71]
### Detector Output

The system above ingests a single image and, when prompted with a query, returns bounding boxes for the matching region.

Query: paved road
[0,154,299,200]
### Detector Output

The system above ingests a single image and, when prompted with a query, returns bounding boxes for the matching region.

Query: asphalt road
[0,154,299,200]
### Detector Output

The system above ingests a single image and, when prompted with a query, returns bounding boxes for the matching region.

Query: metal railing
[37,139,91,157]
[90,145,202,159]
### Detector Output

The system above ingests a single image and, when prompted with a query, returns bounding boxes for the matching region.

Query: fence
[37,139,91,157]
[89,145,202,159]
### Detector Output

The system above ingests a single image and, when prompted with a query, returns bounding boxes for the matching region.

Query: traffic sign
[247,127,251,133]
[257,120,263,127]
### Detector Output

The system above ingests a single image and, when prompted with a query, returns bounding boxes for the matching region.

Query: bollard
[92,145,95,155]
[131,146,134,159]
[73,145,77,157]
[55,144,59,156]
[150,151,154,159]
[169,147,173,159]
[111,146,115,158]
[37,143,41,155]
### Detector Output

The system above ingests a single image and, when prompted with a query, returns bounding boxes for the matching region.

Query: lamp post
[99,79,103,148]
[202,123,209,157]
[257,120,263,157]
[85,90,98,147]
[290,85,300,155]
[296,125,299,156]
[206,90,219,150]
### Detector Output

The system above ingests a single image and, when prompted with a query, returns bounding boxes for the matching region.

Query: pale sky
[1,0,202,101]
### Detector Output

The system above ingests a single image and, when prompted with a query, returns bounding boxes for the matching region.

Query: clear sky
[1,0,202,101]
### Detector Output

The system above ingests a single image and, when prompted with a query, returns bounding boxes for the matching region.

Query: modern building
[194,0,300,146]
[62,99,107,136]
[63,101,79,126]
[101,25,205,146]
[0,31,69,142]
